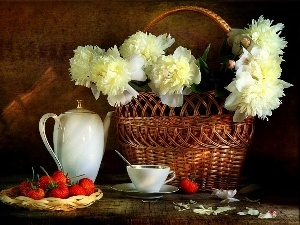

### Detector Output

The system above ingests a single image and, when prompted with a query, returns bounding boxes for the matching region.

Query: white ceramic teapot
[39,100,113,182]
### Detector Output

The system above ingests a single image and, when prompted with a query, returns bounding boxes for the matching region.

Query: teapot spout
[103,111,114,149]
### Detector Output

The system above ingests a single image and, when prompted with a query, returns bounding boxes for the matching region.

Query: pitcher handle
[164,170,176,184]
[39,113,63,171]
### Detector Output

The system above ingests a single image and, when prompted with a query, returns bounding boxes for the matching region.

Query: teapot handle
[39,113,63,171]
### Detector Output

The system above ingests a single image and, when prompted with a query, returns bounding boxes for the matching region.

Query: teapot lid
[65,100,96,114]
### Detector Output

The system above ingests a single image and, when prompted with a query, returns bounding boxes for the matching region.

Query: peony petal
[159,33,175,50]
[91,83,100,100]
[247,208,260,216]
[127,54,147,81]
[183,86,192,95]
[258,212,274,219]
[124,83,139,98]
[106,45,121,58]
[160,94,183,107]
[106,84,139,107]
[211,189,238,199]
[173,46,191,60]
[235,73,255,92]
[191,64,201,84]
[233,110,247,122]
[107,91,134,107]
[224,92,239,109]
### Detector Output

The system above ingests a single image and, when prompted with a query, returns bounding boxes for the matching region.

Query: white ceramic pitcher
[39,100,113,182]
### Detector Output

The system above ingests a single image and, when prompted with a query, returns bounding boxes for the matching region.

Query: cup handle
[164,170,176,184]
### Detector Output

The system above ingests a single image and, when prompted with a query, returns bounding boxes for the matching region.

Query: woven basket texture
[115,92,255,190]
[0,186,103,211]
[114,6,255,191]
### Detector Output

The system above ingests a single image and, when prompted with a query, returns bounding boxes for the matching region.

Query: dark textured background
[0,0,298,190]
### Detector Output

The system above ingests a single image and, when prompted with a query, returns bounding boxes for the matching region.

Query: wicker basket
[0,186,103,211]
[114,7,255,191]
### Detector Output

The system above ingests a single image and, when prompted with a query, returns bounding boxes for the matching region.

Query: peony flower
[225,31,293,123]
[235,46,283,81]
[69,16,292,121]
[69,45,105,87]
[227,16,287,57]
[90,46,146,106]
[119,31,175,67]
[91,54,131,96]
[225,74,292,122]
[147,46,201,107]
[245,16,287,56]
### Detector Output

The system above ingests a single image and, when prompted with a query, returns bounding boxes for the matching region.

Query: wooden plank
[0,174,298,225]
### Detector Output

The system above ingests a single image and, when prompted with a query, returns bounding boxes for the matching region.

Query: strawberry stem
[30,167,37,183]
[39,166,57,189]
[39,166,50,177]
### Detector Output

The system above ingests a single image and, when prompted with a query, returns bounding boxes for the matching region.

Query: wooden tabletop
[0,173,298,225]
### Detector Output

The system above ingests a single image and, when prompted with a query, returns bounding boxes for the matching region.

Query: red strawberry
[26,187,45,200]
[179,177,199,194]
[19,180,31,196]
[68,184,87,196]
[38,175,53,191]
[79,178,95,195]
[20,177,45,200]
[52,170,68,186]
[47,184,69,199]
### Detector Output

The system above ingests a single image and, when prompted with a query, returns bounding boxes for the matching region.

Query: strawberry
[79,178,95,195]
[38,175,53,191]
[26,187,45,200]
[52,170,69,186]
[179,177,199,194]
[68,184,87,196]
[19,167,40,196]
[47,183,69,199]
[19,180,31,196]
[20,177,45,200]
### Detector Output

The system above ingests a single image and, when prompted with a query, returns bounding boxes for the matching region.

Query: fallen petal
[221,197,240,203]
[213,206,236,215]
[258,212,273,219]
[247,208,260,215]
[212,189,238,199]
[258,210,277,219]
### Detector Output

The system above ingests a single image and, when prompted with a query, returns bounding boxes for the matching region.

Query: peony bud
[240,37,251,49]
[227,60,236,69]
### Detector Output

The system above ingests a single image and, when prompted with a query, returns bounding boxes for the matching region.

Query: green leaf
[198,57,208,71]
[201,44,211,62]
[129,80,151,92]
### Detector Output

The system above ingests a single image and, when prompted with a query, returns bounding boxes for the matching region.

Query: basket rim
[0,186,103,211]
[115,114,255,125]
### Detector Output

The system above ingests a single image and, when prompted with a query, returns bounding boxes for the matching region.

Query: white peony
[225,74,292,122]
[235,46,283,81]
[147,46,201,107]
[119,31,175,67]
[69,45,105,87]
[227,16,287,57]
[90,46,146,106]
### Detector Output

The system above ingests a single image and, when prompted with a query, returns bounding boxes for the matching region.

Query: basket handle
[142,6,231,34]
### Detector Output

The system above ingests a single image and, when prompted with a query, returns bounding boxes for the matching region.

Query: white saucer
[111,183,179,199]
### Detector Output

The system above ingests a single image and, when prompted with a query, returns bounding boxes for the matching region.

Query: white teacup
[127,165,176,193]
